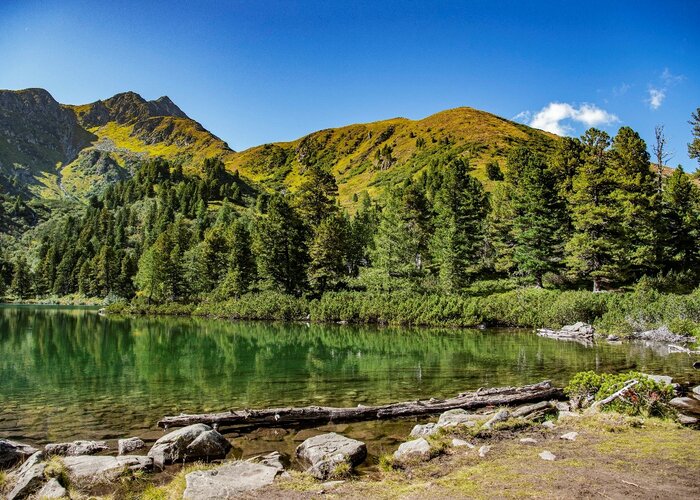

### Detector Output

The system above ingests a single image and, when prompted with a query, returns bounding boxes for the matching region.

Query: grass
[139,462,216,500]
[44,455,70,487]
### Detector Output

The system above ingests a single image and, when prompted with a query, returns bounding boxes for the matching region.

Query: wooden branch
[588,380,638,412]
[158,381,564,430]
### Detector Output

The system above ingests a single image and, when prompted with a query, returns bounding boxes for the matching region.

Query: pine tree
[347,193,379,275]
[294,165,339,229]
[565,128,626,291]
[308,212,350,294]
[688,108,700,166]
[253,194,309,294]
[215,220,256,298]
[485,183,516,274]
[373,180,431,282]
[10,257,32,299]
[430,158,487,292]
[661,167,700,277]
[507,147,566,287]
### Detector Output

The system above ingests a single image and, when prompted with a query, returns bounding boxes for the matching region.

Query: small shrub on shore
[565,371,675,418]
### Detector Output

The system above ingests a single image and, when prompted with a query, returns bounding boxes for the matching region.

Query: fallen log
[158,380,564,430]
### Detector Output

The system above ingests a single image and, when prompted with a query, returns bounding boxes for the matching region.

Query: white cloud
[512,110,531,123]
[661,68,684,87]
[528,102,619,136]
[646,87,665,110]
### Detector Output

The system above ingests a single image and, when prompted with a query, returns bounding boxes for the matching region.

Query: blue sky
[1,0,698,168]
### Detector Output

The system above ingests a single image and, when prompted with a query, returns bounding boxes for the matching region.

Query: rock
[562,322,594,335]
[519,438,538,444]
[148,423,231,468]
[0,440,39,470]
[560,432,578,441]
[296,433,367,480]
[478,445,491,457]
[558,411,580,420]
[393,438,432,462]
[62,455,152,483]
[248,451,286,473]
[537,322,594,344]
[410,422,438,437]
[319,480,345,490]
[184,460,284,499]
[36,478,67,498]
[669,397,700,416]
[631,326,695,343]
[451,438,474,448]
[539,450,556,461]
[44,440,109,456]
[554,401,571,412]
[437,409,479,428]
[512,401,555,418]
[542,421,556,429]
[118,437,146,455]
[482,409,510,430]
[6,461,45,500]
[678,414,698,425]
[640,373,673,385]
[606,335,620,341]
[692,385,700,397]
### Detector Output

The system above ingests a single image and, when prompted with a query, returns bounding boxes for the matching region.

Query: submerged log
[158,381,564,430]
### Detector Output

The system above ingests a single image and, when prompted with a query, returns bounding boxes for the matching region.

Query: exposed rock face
[393,438,431,462]
[148,423,232,468]
[6,458,45,500]
[118,437,146,455]
[0,439,39,469]
[36,477,68,498]
[631,326,695,343]
[62,455,152,483]
[184,460,283,499]
[296,433,367,480]
[44,440,109,456]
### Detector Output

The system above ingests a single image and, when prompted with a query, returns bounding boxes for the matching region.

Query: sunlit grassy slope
[226,107,559,206]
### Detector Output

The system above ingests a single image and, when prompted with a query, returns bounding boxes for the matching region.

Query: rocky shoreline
[2,376,699,499]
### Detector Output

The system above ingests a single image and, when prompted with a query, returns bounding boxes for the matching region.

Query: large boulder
[0,440,39,470]
[44,440,109,456]
[148,424,232,469]
[6,457,46,500]
[393,438,431,463]
[62,455,152,484]
[296,433,367,480]
[184,460,284,499]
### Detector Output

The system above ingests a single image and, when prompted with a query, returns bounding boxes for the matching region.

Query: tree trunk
[157,380,564,430]
[592,278,601,292]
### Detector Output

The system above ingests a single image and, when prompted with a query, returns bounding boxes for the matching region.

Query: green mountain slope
[0,88,559,206]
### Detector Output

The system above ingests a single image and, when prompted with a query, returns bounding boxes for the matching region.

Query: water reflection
[0,305,697,444]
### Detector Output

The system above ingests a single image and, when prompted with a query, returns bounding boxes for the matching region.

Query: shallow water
[0,305,697,458]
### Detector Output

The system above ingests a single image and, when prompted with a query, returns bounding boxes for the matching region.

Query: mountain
[0,88,558,205]
[0,88,233,199]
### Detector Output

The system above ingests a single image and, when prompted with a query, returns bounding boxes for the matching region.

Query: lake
[1,305,698,458]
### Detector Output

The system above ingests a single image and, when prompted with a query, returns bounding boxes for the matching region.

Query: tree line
[1,114,700,302]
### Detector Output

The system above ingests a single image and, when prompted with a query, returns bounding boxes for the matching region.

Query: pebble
[560,432,578,441]
[539,450,556,461]
[542,421,556,429]
[451,438,474,448]
[478,445,491,457]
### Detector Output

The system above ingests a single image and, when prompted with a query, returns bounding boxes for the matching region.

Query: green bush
[565,371,675,418]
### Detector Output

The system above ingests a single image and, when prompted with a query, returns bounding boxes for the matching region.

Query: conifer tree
[10,257,32,299]
[294,164,339,229]
[430,158,487,292]
[661,167,700,277]
[308,212,350,294]
[688,108,700,166]
[215,220,256,298]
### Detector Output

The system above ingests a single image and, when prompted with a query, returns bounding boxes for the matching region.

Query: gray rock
[451,438,474,448]
[606,335,620,341]
[148,424,232,468]
[296,433,367,480]
[631,326,694,343]
[44,440,109,456]
[560,432,578,441]
[437,409,479,428]
[539,450,556,461]
[640,373,673,385]
[6,454,46,500]
[482,409,510,430]
[669,397,700,416]
[410,422,438,437]
[554,401,571,412]
[478,445,491,457]
[692,385,700,397]
[394,438,431,462]
[558,410,581,419]
[541,421,556,429]
[248,451,286,473]
[36,478,67,498]
[0,440,39,470]
[62,455,152,484]
[184,460,284,499]
[678,414,698,425]
[519,438,538,444]
[118,437,146,455]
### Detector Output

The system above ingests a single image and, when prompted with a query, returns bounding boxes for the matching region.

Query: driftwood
[588,379,638,412]
[158,380,564,430]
